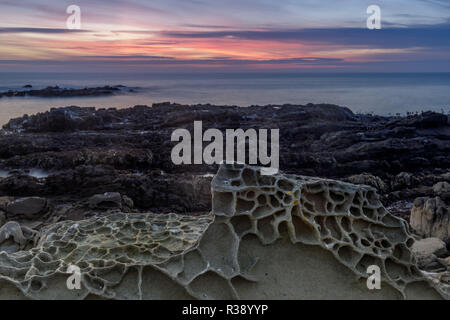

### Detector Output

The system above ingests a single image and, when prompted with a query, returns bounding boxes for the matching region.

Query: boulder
[6,197,47,219]
[122,195,134,210]
[433,181,450,194]
[433,182,450,201]
[392,172,416,189]
[406,111,448,128]
[0,221,38,253]
[89,192,122,209]
[412,238,447,258]
[346,173,388,192]
[0,196,13,211]
[412,238,448,271]
[410,197,449,241]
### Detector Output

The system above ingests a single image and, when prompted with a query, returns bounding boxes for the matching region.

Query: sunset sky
[1,0,449,72]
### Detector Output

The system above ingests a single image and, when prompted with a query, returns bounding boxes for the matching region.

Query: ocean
[0,72,449,125]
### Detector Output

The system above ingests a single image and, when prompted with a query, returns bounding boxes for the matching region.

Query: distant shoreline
[0,73,449,124]
[0,85,137,98]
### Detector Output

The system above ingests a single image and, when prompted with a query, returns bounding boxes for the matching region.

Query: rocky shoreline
[0,85,136,98]
[0,102,448,287]
[0,162,447,299]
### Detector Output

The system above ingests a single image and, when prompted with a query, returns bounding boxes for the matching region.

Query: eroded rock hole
[292,216,317,243]
[242,168,257,185]
[231,215,252,236]
[236,198,254,214]
[212,192,234,216]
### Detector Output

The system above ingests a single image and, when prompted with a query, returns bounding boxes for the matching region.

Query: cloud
[0,57,342,66]
[180,24,244,29]
[0,28,90,34]
[77,55,175,60]
[418,0,450,9]
[161,24,450,49]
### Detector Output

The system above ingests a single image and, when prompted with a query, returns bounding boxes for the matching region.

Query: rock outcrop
[410,197,449,241]
[0,85,134,99]
[345,173,388,192]
[0,104,448,299]
[0,164,446,299]
[6,197,48,220]
[412,238,448,270]
[433,182,450,201]
[0,221,38,253]
[0,104,448,219]
[89,192,124,210]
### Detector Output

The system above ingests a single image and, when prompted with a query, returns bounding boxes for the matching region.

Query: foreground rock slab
[0,164,447,299]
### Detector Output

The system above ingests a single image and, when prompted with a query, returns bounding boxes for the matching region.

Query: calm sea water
[0,72,449,125]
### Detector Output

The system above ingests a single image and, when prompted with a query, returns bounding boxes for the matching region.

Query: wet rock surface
[0,102,448,298]
[0,103,448,217]
[0,103,448,239]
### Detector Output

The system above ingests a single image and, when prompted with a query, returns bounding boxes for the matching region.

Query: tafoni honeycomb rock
[0,163,447,299]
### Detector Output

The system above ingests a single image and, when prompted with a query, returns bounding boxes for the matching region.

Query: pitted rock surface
[0,164,447,299]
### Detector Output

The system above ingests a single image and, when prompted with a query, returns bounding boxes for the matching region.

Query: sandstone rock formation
[0,164,447,300]
[412,238,448,270]
[0,221,38,253]
[412,238,447,258]
[410,197,449,241]
[209,163,447,299]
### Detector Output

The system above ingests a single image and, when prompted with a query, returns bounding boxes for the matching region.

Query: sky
[0,0,449,73]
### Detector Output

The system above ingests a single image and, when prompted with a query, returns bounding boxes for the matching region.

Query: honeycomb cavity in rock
[209,163,447,300]
[0,163,447,299]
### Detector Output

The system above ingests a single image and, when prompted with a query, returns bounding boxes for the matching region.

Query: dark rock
[345,173,388,192]
[0,212,5,227]
[89,192,122,209]
[122,195,134,209]
[6,197,48,219]
[433,182,450,200]
[0,85,133,99]
[0,103,448,221]
[407,111,448,129]
[0,196,13,211]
